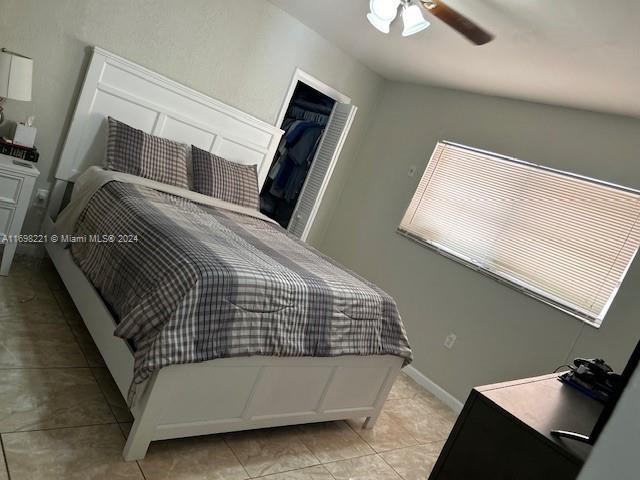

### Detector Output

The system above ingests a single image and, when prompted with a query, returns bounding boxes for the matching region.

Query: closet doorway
[261,69,357,240]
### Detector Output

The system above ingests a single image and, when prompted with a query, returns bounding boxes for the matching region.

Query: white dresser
[0,153,40,275]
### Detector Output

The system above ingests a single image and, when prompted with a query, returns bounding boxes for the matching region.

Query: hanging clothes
[260,85,337,228]
[271,124,323,201]
[286,121,317,144]
[267,120,313,183]
[284,130,323,202]
[283,125,323,202]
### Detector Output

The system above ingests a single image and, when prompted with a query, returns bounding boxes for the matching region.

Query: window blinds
[399,141,640,327]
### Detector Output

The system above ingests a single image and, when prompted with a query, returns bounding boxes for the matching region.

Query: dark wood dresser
[429,374,603,480]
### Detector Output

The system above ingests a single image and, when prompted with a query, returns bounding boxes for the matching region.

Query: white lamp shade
[0,50,33,101]
[402,4,430,37]
[370,0,400,22]
[367,12,391,33]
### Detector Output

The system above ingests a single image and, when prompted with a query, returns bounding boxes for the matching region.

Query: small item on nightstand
[558,357,620,403]
[13,116,37,148]
[0,137,39,162]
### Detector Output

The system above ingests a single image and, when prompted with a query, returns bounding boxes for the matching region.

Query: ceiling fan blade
[420,0,494,45]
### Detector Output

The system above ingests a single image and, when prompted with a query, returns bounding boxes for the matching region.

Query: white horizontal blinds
[399,142,640,325]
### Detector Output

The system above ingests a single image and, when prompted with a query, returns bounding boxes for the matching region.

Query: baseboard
[403,365,464,413]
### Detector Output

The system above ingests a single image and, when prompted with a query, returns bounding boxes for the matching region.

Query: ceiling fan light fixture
[401,3,430,37]
[366,12,391,34]
[367,0,400,33]
[370,0,401,22]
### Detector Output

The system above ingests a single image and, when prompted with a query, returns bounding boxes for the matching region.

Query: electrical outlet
[33,189,49,208]
[444,333,457,349]
[408,165,417,177]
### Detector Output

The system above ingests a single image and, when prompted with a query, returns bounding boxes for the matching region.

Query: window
[399,141,640,327]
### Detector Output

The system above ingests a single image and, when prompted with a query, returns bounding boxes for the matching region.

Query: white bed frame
[42,47,402,461]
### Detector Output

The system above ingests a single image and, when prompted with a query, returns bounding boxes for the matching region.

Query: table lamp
[0,48,33,125]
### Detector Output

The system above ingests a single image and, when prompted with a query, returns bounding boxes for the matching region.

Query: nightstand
[0,153,40,275]
[429,374,601,480]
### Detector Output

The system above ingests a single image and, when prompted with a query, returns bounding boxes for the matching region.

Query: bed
[42,47,411,461]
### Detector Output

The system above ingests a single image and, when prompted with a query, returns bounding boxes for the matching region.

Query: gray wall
[0,0,382,245]
[320,82,640,401]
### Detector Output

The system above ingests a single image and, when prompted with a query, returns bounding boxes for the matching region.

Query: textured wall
[320,81,640,401]
[0,0,382,244]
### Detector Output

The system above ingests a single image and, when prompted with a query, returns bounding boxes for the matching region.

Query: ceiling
[269,0,640,118]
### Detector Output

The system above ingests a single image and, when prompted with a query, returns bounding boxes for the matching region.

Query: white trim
[274,68,351,128]
[403,365,464,414]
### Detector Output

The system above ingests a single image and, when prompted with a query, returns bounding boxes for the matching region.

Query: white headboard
[56,47,283,187]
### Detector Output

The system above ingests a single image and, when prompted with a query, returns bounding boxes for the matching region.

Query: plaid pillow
[191,146,259,209]
[106,117,189,189]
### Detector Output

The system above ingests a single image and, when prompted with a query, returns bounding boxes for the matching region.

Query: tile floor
[0,258,457,480]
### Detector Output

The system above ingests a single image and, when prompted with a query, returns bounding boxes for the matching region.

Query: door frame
[275,68,351,127]
[274,68,352,241]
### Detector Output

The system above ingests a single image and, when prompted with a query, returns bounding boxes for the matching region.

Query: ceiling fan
[367,0,494,45]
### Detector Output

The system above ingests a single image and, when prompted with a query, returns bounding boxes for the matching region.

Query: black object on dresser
[429,374,603,480]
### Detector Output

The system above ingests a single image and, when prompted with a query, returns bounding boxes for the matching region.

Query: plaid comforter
[70,181,412,388]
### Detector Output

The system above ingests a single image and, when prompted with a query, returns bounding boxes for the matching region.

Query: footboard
[124,354,402,460]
